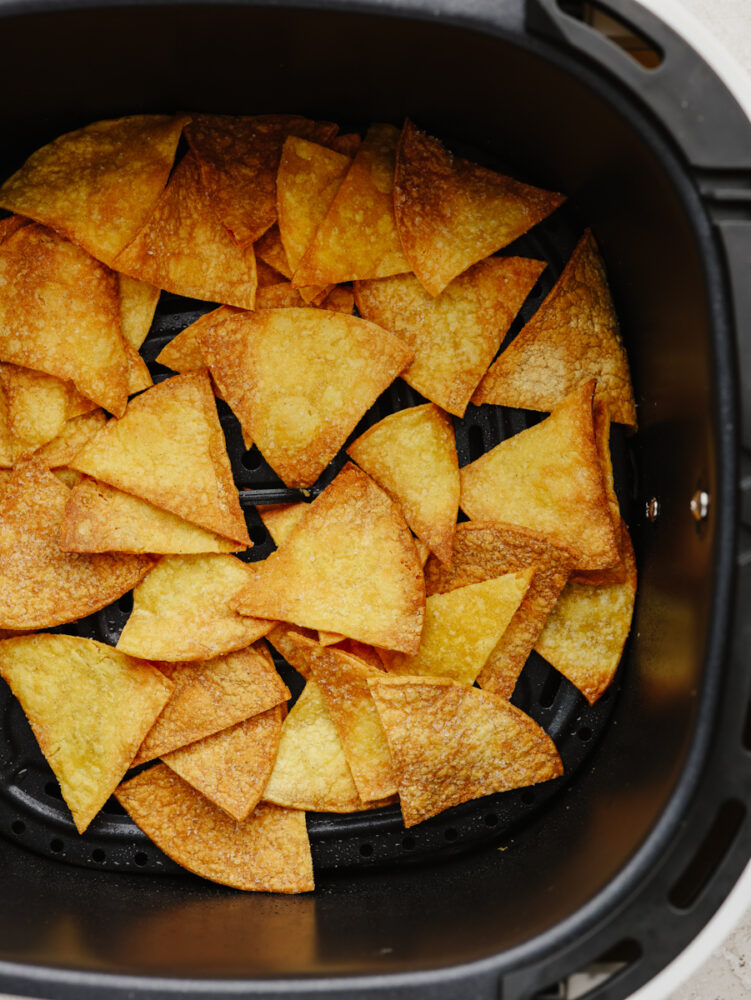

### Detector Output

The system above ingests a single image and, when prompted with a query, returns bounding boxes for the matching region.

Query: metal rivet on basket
[646,497,660,521]
[690,490,710,522]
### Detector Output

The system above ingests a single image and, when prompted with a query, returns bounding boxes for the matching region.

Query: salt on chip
[119,274,160,351]
[355,257,545,417]
[162,705,284,821]
[348,403,459,563]
[201,308,413,487]
[460,379,620,570]
[33,409,106,468]
[114,152,257,310]
[116,554,273,662]
[69,371,250,545]
[117,765,313,893]
[0,634,172,833]
[369,675,563,827]
[0,115,187,265]
[232,464,425,654]
[0,461,152,629]
[394,119,564,295]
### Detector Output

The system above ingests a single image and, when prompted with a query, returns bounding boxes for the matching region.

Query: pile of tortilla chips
[0,113,637,895]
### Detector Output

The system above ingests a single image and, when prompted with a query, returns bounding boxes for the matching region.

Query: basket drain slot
[668,798,746,910]
[531,938,641,1000]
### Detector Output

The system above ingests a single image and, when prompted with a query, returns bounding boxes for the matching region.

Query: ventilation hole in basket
[44,781,62,800]
[578,726,593,742]
[539,670,562,708]
[556,1,662,68]
[11,820,25,835]
[134,852,148,867]
[118,592,134,615]
[484,813,499,827]
[401,836,416,851]
[248,524,267,545]
[91,849,106,864]
[50,838,64,854]
[669,799,746,910]
[242,446,264,471]
[359,843,374,858]
[531,938,642,1000]
[468,425,485,462]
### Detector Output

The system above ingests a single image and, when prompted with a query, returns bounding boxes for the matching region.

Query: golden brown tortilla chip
[255,282,306,309]
[266,623,318,678]
[254,224,292,276]
[117,554,273,662]
[257,503,308,547]
[115,152,257,310]
[292,124,409,286]
[34,409,107,468]
[69,371,250,545]
[460,380,620,570]
[233,464,425,653]
[0,215,29,244]
[321,285,355,314]
[473,230,636,426]
[117,765,313,892]
[0,364,69,454]
[0,115,187,265]
[348,403,459,563]
[162,705,284,821]
[0,634,172,832]
[201,308,413,487]
[394,119,564,295]
[333,639,386,672]
[0,460,152,629]
[52,468,81,489]
[355,257,545,416]
[119,274,160,351]
[369,675,563,827]
[154,307,237,375]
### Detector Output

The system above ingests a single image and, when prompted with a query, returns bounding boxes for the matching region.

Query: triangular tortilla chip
[114,152,257,309]
[394,119,564,295]
[258,503,308,546]
[369,675,563,827]
[473,230,636,426]
[162,705,284,821]
[348,403,459,562]
[460,380,620,570]
[0,364,69,454]
[117,765,313,892]
[201,308,413,487]
[186,113,338,246]
[0,115,187,265]
[255,225,293,277]
[355,257,545,416]
[0,224,129,416]
[425,522,574,698]
[384,570,535,685]
[155,307,237,375]
[535,524,636,704]
[0,461,152,629]
[318,631,345,646]
[116,553,273,661]
[322,285,355,314]
[133,642,289,764]
[232,464,425,653]
[292,124,409,286]
[266,623,318,678]
[0,215,29,244]
[333,638,386,672]
[0,634,172,832]
[69,371,250,545]
[61,477,242,554]
[33,409,107,468]
[119,274,160,351]
[256,257,286,287]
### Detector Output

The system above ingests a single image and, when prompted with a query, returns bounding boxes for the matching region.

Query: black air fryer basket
[1,0,751,997]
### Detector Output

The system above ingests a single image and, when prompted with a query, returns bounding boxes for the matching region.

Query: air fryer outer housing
[1,1,751,998]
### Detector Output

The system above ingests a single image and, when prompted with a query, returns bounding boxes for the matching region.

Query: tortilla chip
[117,765,313,892]
[0,224,129,416]
[355,257,545,416]
[119,274,160,351]
[0,633,172,832]
[154,307,235,375]
[61,477,242,554]
[114,152,257,310]
[133,642,289,764]
[116,553,273,661]
[232,464,425,653]
[425,522,574,698]
[348,403,459,562]
[394,119,564,295]
[186,113,338,247]
[384,570,534,685]
[329,133,362,157]
[69,371,250,545]
[0,215,29,244]
[292,124,409,286]
[321,285,355,314]
[162,705,284,821]
[201,308,413,487]
[333,639,385,672]
[256,257,286,287]
[0,364,68,454]
[0,461,152,629]
[369,676,563,827]
[255,282,306,309]
[266,623,318,678]
[258,503,308,547]
[460,380,620,570]
[318,631,345,646]
[53,468,81,489]
[535,524,636,703]
[0,115,187,265]
[34,408,107,468]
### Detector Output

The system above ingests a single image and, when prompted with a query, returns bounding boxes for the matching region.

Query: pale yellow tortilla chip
[292,124,409,286]
[348,403,459,563]
[119,274,160,351]
[318,631,345,646]
[257,503,308,547]
[369,675,563,827]
[394,119,564,295]
[69,371,250,545]
[34,409,107,468]
[0,364,69,455]
[117,765,313,893]
[355,257,545,416]
[0,224,129,416]
[115,152,257,310]
[201,307,413,487]
[0,633,172,832]
[460,380,620,570]
[232,464,425,654]
[0,460,153,629]
[0,115,188,265]
[117,553,273,662]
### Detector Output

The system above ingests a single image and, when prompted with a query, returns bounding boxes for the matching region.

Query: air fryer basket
[0,1,750,998]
